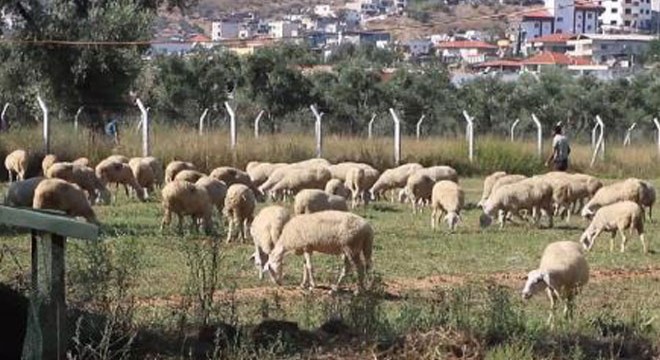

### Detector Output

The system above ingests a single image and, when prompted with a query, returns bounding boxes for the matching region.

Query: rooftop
[571,34,656,41]
[531,33,575,44]
[521,9,554,19]
[436,40,498,50]
[523,51,591,65]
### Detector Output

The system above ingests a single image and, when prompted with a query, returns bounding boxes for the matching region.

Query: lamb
[42,154,58,176]
[4,149,28,182]
[4,177,46,207]
[404,173,435,213]
[415,166,458,183]
[640,180,656,220]
[293,189,348,215]
[478,171,507,207]
[195,176,227,215]
[269,167,332,198]
[581,178,645,218]
[263,210,373,294]
[223,184,256,243]
[47,163,111,205]
[431,181,464,231]
[129,157,156,196]
[579,201,647,253]
[325,179,350,199]
[33,178,99,224]
[165,161,195,183]
[249,205,292,279]
[480,178,553,229]
[160,180,213,234]
[95,159,146,202]
[522,241,589,324]
[369,163,423,201]
[72,157,91,167]
[246,162,287,187]
[174,169,206,183]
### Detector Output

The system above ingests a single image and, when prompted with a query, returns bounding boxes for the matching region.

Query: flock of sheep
[3,148,657,320]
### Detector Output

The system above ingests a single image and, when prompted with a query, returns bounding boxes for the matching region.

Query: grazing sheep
[4,177,46,207]
[640,180,656,220]
[544,172,602,214]
[160,180,213,235]
[42,154,58,176]
[581,178,645,218]
[72,157,91,167]
[195,176,227,215]
[369,163,423,201]
[293,189,348,215]
[247,162,288,187]
[210,166,261,200]
[129,158,156,196]
[269,167,332,199]
[478,171,507,207]
[174,169,206,183]
[480,179,553,229]
[224,184,256,243]
[489,174,527,197]
[165,161,195,183]
[535,174,574,222]
[4,149,28,182]
[104,154,129,164]
[325,179,350,199]
[415,166,458,183]
[579,201,647,253]
[431,181,464,231]
[522,241,589,324]
[95,159,146,202]
[264,210,373,294]
[33,178,99,224]
[345,167,367,208]
[143,156,164,187]
[249,205,292,279]
[404,173,435,213]
[47,163,111,205]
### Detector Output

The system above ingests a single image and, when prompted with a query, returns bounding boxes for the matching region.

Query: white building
[600,0,652,32]
[269,21,300,38]
[567,33,654,63]
[314,5,335,17]
[516,0,601,47]
[436,40,499,63]
[403,39,433,57]
[211,20,240,41]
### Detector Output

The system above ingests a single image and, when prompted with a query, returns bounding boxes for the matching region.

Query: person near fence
[545,125,570,171]
[104,116,120,145]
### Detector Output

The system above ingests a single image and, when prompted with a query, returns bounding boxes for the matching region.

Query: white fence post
[531,113,543,158]
[654,118,660,156]
[74,106,84,132]
[36,96,49,153]
[416,115,425,140]
[254,110,264,139]
[388,108,402,165]
[135,98,150,157]
[462,111,474,163]
[368,113,376,139]
[224,102,237,150]
[1,103,11,131]
[310,105,324,158]
[198,108,209,136]
[590,115,605,167]
[591,122,600,149]
[510,118,520,142]
[623,122,636,146]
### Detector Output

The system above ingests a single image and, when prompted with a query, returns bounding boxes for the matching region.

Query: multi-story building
[567,33,654,63]
[211,20,240,41]
[269,21,300,38]
[600,0,652,32]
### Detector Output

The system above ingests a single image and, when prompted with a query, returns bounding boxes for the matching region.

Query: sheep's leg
[176,214,184,235]
[640,233,648,254]
[254,244,264,280]
[7,170,13,183]
[160,209,171,233]
[618,228,628,253]
[649,206,653,222]
[300,260,309,289]
[333,254,352,293]
[431,208,437,230]
[546,288,556,327]
[565,204,571,223]
[225,218,234,243]
[303,252,316,289]
[545,205,554,228]
[498,210,506,229]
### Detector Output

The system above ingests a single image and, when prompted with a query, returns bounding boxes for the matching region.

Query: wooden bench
[0,205,99,360]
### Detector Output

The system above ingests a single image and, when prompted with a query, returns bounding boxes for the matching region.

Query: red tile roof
[575,0,603,11]
[522,9,554,19]
[531,33,575,43]
[436,40,498,50]
[189,34,211,43]
[522,51,591,65]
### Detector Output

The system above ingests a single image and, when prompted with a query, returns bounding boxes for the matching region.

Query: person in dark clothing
[545,125,570,171]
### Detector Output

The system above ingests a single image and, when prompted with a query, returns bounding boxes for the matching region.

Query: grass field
[1,176,660,359]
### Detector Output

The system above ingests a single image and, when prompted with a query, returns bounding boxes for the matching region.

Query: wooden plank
[0,205,98,241]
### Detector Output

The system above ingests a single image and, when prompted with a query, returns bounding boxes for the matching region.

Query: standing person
[545,125,570,171]
[104,115,120,146]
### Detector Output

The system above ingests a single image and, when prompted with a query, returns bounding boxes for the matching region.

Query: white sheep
[104,154,129,164]
[47,163,111,205]
[129,157,156,197]
[269,167,332,199]
[544,172,602,214]
[160,180,213,234]
[95,159,146,202]
[579,201,647,253]
[431,181,464,231]
[142,156,164,187]
[249,205,292,279]
[72,157,91,167]
[404,173,435,213]
[33,178,99,224]
[581,178,645,218]
[325,178,350,199]
[246,162,288,187]
[224,184,256,243]
[4,149,28,182]
[535,174,574,222]
[478,171,507,207]
[369,163,423,201]
[640,180,656,220]
[42,154,58,176]
[415,166,458,183]
[195,176,227,215]
[174,169,206,183]
[210,166,261,200]
[4,177,46,207]
[345,167,367,208]
[293,189,348,215]
[165,161,195,183]
[263,210,373,294]
[480,178,553,229]
[522,241,589,324]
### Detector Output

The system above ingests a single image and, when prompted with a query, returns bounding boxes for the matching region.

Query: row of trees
[1,0,660,140]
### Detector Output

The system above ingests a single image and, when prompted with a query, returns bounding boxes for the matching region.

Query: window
[534,22,540,28]
[611,7,618,12]
[577,14,582,19]
[625,8,631,14]
[610,20,618,24]
[587,25,593,30]
[587,13,593,19]
[624,20,631,25]
[557,16,564,22]
[625,0,631,3]
[601,44,608,49]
